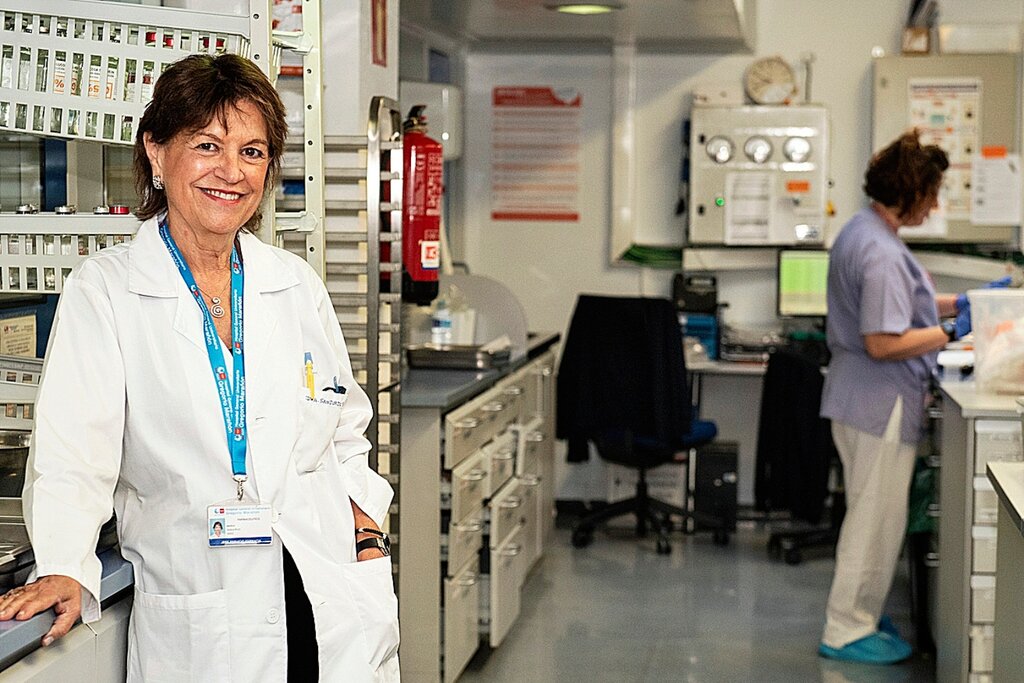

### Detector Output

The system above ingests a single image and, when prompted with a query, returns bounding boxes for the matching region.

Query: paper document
[971,154,1021,225]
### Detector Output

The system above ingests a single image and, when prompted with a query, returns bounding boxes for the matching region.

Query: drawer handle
[503,386,524,396]
[535,366,552,377]
[492,448,515,461]
[526,431,545,443]
[460,469,486,482]
[498,543,522,557]
[924,552,940,568]
[519,474,541,486]
[926,503,941,518]
[499,496,523,509]
[452,520,484,533]
[482,401,506,413]
[455,417,480,431]
[455,572,479,587]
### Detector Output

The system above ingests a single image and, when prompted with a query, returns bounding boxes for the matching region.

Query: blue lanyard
[158,220,248,500]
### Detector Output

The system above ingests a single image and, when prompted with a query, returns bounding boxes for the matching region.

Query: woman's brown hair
[133,53,288,231]
[864,130,949,220]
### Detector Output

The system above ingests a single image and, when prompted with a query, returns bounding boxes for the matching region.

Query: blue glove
[955,301,971,339]
[953,276,1012,338]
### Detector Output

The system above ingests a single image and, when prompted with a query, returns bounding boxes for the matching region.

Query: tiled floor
[459,523,935,683]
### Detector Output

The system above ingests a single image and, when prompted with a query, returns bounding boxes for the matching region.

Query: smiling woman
[6,53,400,683]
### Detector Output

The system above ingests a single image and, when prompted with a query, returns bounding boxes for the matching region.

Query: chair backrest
[556,295,691,468]
[754,347,835,522]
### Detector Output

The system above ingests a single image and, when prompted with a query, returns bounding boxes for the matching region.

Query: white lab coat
[22,216,400,682]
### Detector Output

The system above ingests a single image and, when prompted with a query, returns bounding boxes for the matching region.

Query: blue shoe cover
[877,615,900,639]
[818,631,912,664]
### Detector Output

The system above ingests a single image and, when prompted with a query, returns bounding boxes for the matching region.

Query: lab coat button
[266,607,281,624]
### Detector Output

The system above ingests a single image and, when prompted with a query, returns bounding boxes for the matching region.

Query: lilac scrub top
[820,206,939,445]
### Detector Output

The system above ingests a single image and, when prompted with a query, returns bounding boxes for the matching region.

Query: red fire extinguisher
[401,105,443,305]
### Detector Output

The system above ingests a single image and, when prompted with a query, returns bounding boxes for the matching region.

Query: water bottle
[430,299,452,346]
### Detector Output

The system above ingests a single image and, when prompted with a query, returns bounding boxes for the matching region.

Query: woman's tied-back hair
[132,53,288,231]
[864,130,949,220]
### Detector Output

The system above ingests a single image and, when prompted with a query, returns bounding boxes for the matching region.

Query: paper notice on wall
[490,86,581,222]
[908,78,981,220]
[724,172,771,244]
[971,153,1021,225]
[0,315,35,357]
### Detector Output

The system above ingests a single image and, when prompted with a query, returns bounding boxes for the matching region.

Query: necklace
[197,281,229,318]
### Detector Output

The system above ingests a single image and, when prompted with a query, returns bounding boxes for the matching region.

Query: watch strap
[356,536,390,556]
[355,527,387,540]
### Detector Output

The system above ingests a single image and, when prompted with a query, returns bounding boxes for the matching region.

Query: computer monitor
[777,249,829,317]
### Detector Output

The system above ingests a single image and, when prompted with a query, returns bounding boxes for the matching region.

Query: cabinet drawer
[971,574,996,624]
[971,526,997,574]
[447,513,484,577]
[489,526,525,648]
[973,477,998,525]
[496,375,527,424]
[517,416,545,476]
[444,559,481,683]
[445,385,515,469]
[485,431,517,497]
[490,479,525,548]
[451,451,488,524]
[517,472,542,570]
[974,419,1023,475]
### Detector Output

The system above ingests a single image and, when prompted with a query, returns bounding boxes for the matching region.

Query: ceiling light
[547,3,621,15]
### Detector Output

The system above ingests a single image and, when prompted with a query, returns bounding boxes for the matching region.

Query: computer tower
[693,441,738,532]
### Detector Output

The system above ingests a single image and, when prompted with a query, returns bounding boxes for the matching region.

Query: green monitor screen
[777,249,829,317]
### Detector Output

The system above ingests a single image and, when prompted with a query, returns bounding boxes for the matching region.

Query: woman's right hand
[0,575,83,646]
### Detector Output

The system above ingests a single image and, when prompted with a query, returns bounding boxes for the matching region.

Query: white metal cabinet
[399,343,559,683]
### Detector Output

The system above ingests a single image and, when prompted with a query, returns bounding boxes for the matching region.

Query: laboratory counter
[401,332,560,410]
[936,381,1022,683]
[0,547,133,675]
[987,460,1024,679]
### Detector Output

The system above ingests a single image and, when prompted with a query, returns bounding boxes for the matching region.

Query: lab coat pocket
[128,587,231,683]
[293,391,344,473]
[309,557,400,679]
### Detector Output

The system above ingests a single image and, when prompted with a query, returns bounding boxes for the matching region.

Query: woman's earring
[152,176,164,190]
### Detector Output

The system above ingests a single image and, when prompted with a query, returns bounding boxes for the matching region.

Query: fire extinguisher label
[421,241,440,269]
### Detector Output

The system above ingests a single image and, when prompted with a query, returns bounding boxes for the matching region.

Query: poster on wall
[907,77,981,222]
[490,86,581,222]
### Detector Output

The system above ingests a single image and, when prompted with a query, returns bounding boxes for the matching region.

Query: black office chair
[556,295,728,554]
[755,346,842,564]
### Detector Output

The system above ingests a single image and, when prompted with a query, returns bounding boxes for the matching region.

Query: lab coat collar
[127,216,302,383]
[127,216,300,297]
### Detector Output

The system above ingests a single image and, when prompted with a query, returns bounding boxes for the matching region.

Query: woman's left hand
[350,498,387,561]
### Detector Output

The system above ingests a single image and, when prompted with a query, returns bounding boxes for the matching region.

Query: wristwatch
[355,527,391,557]
[940,320,957,342]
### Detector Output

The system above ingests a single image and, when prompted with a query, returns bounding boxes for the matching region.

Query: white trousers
[822,396,918,648]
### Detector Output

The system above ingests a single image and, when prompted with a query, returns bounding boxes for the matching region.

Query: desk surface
[989,461,1024,538]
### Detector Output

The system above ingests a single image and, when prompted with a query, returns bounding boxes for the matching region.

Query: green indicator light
[715,197,725,207]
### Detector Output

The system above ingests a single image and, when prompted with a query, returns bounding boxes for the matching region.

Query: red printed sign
[490,86,581,223]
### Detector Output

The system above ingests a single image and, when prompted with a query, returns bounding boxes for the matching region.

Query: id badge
[208,503,274,547]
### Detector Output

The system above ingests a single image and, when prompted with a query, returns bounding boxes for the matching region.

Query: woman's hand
[0,575,82,646]
[350,499,388,561]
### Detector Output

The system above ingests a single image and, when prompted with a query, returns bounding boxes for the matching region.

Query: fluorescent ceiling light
[547,3,621,15]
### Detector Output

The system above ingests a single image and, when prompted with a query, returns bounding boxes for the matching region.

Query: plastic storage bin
[968,288,1024,394]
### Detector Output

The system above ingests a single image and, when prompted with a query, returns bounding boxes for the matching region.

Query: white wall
[460,1,921,498]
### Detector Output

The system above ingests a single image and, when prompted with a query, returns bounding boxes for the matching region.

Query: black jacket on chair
[556,295,691,463]
[754,347,836,524]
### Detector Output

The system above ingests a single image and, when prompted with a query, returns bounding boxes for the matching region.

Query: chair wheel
[713,530,729,546]
[767,536,781,558]
[784,548,802,565]
[571,526,594,548]
[656,539,671,554]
